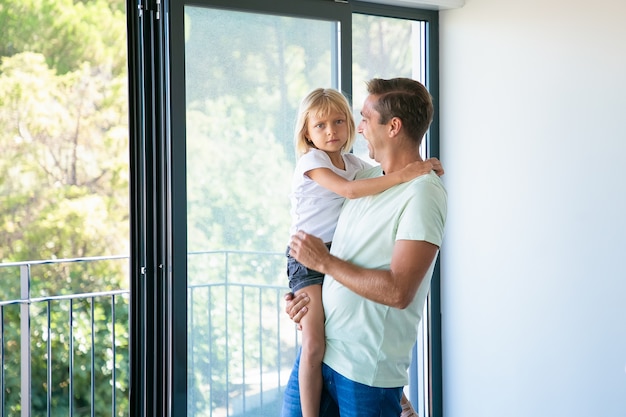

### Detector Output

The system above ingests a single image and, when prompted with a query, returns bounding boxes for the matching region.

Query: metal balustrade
[187,250,297,417]
[0,252,297,417]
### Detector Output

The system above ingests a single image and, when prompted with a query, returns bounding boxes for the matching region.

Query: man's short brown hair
[366,78,434,146]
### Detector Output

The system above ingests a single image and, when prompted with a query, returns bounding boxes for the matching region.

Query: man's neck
[381,148,422,174]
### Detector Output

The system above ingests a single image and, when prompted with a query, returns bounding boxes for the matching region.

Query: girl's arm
[307,158,440,199]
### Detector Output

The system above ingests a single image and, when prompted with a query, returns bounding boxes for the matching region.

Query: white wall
[438,0,626,416]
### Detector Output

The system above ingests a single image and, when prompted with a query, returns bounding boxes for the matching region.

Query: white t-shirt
[289,148,370,243]
[323,167,447,388]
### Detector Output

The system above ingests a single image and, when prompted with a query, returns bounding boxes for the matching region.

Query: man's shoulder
[411,171,447,193]
[354,164,382,179]
[380,172,447,216]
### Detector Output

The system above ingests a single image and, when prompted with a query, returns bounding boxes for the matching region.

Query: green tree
[184,8,334,160]
[0,0,126,75]
[0,0,130,414]
[186,95,292,258]
[0,52,129,279]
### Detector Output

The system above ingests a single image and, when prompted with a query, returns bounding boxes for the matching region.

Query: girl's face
[305,110,349,155]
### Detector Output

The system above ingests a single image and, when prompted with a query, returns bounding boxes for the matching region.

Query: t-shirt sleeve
[356,157,373,171]
[297,149,334,178]
[344,153,373,173]
[396,178,447,247]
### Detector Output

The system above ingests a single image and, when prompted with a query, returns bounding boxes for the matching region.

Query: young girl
[287,88,433,417]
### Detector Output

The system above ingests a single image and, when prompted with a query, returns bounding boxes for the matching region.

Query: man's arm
[289,231,439,309]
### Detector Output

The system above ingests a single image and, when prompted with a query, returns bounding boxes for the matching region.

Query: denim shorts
[281,348,403,417]
[286,243,331,293]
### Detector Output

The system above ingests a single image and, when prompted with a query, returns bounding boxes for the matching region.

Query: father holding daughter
[283,77,447,417]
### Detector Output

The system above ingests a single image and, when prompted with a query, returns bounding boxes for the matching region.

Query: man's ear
[389,117,402,137]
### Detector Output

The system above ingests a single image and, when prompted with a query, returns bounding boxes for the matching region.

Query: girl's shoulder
[342,153,372,170]
[296,148,334,171]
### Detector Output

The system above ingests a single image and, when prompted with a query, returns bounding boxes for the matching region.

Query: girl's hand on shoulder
[426,157,444,177]
[402,158,444,181]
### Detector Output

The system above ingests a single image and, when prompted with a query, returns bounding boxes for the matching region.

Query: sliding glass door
[129,1,438,416]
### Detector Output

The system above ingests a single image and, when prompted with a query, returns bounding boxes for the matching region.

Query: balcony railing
[0,252,298,417]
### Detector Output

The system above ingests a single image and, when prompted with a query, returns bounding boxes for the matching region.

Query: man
[282,78,447,417]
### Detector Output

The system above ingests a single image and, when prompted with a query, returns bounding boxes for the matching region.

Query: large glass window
[184,6,340,415]
[351,13,433,417]
[351,13,428,162]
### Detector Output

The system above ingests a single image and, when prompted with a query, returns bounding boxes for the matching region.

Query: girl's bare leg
[296,284,325,417]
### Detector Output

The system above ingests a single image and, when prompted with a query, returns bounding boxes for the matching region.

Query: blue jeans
[281,348,403,417]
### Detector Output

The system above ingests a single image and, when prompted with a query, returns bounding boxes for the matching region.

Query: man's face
[357,94,387,162]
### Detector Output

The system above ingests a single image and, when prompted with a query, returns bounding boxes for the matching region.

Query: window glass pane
[351,13,427,163]
[184,7,336,415]
[351,12,430,416]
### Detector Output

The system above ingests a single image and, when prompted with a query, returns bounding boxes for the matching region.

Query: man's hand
[284,291,311,329]
[289,231,331,273]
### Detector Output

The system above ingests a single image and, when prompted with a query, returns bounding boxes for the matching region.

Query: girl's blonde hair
[294,88,356,158]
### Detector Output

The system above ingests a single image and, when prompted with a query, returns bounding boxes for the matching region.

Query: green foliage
[0,51,129,266]
[352,14,413,81]
[0,0,129,415]
[184,7,334,159]
[186,96,292,257]
[0,0,126,75]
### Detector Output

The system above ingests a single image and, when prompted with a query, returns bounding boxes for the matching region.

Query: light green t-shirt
[322,167,447,388]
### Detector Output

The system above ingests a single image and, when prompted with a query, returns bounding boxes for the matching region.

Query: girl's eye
[336,119,345,125]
